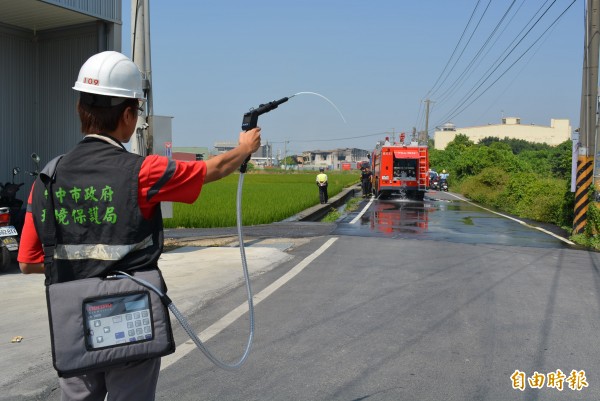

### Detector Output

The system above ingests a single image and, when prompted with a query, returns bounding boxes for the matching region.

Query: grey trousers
[59,358,161,401]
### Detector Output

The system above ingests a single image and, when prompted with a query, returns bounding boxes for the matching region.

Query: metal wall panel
[0,25,37,188]
[41,0,121,23]
[0,22,105,187]
[0,0,122,188]
[37,24,99,164]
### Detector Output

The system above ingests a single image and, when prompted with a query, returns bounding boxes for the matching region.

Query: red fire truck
[371,136,429,200]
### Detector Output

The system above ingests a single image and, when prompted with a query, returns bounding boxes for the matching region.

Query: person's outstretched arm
[204,128,261,183]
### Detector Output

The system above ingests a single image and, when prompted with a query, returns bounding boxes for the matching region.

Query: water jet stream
[291,91,347,124]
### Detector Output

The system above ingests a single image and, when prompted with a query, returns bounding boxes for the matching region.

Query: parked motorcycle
[430,178,440,191]
[0,153,40,272]
[8,153,40,233]
[0,167,23,272]
[0,207,18,272]
[0,167,24,228]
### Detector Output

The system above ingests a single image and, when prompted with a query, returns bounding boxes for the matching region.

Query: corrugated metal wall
[0,0,121,190]
[37,24,100,162]
[0,24,38,188]
[42,0,121,23]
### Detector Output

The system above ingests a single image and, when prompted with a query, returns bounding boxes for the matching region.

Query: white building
[214,141,275,166]
[433,117,571,150]
[302,148,370,170]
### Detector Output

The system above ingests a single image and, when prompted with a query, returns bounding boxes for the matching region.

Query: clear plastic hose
[115,172,255,371]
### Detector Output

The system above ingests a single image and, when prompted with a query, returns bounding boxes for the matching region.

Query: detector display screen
[83,292,153,349]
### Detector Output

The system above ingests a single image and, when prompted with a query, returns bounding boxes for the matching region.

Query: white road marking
[160,237,339,370]
[350,197,375,224]
[447,192,575,245]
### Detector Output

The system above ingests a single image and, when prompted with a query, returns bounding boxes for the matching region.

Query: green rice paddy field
[163,171,359,228]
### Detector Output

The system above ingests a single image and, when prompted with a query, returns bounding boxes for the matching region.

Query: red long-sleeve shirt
[17,154,206,264]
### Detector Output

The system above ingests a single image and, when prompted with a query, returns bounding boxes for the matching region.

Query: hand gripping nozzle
[239,97,289,173]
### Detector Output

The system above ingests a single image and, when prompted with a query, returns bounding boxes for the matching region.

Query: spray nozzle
[242,97,290,131]
[239,96,290,173]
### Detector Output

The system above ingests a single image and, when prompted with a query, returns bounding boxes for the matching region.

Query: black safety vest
[31,136,163,284]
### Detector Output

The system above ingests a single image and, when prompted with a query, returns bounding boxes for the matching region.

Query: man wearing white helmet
[17,51,261,401]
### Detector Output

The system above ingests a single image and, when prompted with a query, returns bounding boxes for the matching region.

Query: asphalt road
[152,217,598,400]
[3,191,599,401]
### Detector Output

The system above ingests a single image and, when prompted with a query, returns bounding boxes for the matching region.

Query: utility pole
[590,0,600,189]
[418,99,434,145]
[131,0,152,156]
[130,0,173,218]
[574,0,600,234]
[423,99,433,145]
[424,98,432,145]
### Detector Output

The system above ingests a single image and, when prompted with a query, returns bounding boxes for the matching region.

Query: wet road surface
[4,190,595,401]
[334,191,572,249]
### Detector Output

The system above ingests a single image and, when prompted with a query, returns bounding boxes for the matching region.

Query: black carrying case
[46,269,175,377]
[39,155,175,377]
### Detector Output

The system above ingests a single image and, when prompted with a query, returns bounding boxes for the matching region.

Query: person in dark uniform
[361,166,373,197]
[17,51,261,401]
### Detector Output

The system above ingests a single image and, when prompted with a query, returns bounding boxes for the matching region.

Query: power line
[434,0,519,107]
[478,20,556,119]
[433,0,564,126]
[437,0,578,125]
[445,0,534,106]
[429,0,494,100]
[291,131,390,143]
[426,0,483,98]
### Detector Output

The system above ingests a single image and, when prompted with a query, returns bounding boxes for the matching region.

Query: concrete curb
[286,184,360,222]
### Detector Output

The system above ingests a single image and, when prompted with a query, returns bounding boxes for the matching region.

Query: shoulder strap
[39,155,63,284]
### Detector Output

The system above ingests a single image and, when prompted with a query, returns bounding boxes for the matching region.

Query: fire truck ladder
[418,147,427,191]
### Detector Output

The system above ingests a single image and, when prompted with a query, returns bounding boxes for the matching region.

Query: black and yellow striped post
[573,155,594,233]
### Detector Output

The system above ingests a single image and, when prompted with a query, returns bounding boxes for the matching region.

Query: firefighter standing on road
[17,51,261,401]
[316,167,328,204]
[361,166,373,197]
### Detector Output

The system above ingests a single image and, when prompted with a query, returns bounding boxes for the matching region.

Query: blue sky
[121,0,584,156]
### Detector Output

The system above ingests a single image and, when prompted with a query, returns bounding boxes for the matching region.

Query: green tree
[549,140,573,180]
[432,134,574,229]
[430,134,474,174]
[478,136,551,154]
[451,142,527,180]
[478,136,501,148]
[282,156,298,166]
[445,133,474,153]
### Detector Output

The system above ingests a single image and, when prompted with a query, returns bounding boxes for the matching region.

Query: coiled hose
[116,172,255,371]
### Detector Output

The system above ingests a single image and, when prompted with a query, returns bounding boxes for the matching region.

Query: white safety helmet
[73,51,144,100]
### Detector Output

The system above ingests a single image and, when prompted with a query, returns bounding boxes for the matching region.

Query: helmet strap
[80,92,127,108]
